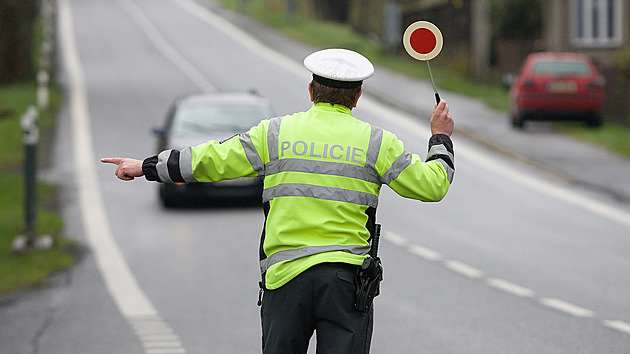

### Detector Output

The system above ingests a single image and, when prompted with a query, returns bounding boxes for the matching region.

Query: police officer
[102,48,454,353]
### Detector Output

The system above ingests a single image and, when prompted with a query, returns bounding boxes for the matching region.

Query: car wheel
[511,111,525,129]
[585,113,602,128]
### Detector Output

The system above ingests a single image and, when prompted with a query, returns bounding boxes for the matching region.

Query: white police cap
[304,48,374,89]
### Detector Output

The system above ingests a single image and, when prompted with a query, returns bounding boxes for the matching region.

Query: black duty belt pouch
[354,256,383,312]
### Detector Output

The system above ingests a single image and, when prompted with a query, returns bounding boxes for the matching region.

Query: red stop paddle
[403,21,444,104]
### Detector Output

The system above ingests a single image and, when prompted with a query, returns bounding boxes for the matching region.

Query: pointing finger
[101,157,123,165]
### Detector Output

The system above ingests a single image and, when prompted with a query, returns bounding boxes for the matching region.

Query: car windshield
[532,61,590,76]
[172,103,274,134]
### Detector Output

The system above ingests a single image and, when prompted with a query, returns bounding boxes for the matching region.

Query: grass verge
[559,123,630,159]
[0,81,76,295]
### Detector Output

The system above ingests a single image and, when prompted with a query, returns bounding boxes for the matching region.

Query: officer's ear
[353,89,362,108]
[308,82,314,102]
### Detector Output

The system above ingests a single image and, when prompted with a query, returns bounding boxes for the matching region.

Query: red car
[509,52,605,129]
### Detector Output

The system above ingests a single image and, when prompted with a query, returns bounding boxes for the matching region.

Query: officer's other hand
[101,157,143,181]
[430,99,454,137]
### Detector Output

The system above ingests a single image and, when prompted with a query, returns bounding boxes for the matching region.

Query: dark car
[508,52,605,129]
[153,91,275,207]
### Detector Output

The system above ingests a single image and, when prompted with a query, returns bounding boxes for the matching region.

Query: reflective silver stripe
[267,117,282,161]
[433,159,455,183]
[366,125,382,170]
[262,184,379,207]
[240,133,265,176]
[428,145,454,165]
[382,150,412,184]
[265,159,381,184]
[156,150,174,184]
[179,147,196,182]
[262,116,383,205]
[156,148,196,183]
[427,144,455,183]
[260,244,370,274]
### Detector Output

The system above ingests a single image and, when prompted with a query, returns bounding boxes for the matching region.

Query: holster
[354,256,383,312]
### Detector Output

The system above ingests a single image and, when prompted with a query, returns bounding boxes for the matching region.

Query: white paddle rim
[403,21,443,61]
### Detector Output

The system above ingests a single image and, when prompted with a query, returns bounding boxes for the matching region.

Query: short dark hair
[311,80,361,109]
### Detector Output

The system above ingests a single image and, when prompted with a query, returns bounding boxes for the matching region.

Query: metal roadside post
[11,0,55,252]
[11,106,53,252]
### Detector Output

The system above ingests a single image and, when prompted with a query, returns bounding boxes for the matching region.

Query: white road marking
[141,334,181,341]
[116,0,216,93]
[145,349,187,354]
[59,0,158,320]
[171,0,307,79]
[408,244,443,261]
[465,147,630,229]
[603,320,630,335]
[383,231,409,247]
[62,0,630,344]
[539,297,595,318]
[177,0,630,340]
[383,236,629,327]
[443,260,484,278]
[486,278,535,298]
[59,0,187,353]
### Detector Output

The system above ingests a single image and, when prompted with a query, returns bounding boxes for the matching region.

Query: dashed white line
[408,244,443,261]
[59,0,158,320]
[603,320,630,335]
[486,278,535,298]
[383,231,409,247]
[141,334,181,341]
[539,298,595,318]
[383,234,630,337]
[116,0,216,93]
[130,316,187,353]
[145,349,187,354]
[443,260,484,278]
[60,0,187,352]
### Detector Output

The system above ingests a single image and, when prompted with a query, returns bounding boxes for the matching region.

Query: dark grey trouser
[261,262,373,354]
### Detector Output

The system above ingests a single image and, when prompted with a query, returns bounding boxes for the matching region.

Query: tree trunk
[0,0,37,84]
[311,0,349,23]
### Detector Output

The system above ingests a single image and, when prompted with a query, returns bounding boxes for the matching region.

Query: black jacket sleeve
[142,155,161,182]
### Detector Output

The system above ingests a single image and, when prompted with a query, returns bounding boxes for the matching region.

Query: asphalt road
[2,0,630,353]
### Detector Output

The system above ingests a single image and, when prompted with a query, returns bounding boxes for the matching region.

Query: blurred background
[1,0,630,352]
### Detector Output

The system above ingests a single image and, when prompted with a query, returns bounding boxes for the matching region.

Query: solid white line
[180,0,630,228]
[443,260,484,278]
[603,320,630,335]
[486,278,535,298]
[58,0,158,319]
[407,244,443,261]
[466,147,630,229]
[539,297,595,318]
[171,0,307,79]
[116,0,216,93]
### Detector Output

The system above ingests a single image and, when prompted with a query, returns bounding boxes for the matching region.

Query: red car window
[532,61,591,76]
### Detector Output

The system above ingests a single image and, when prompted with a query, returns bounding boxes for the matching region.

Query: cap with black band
[304,49,374,89]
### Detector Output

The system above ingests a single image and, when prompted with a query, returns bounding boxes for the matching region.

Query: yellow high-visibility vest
[158,102,454,289]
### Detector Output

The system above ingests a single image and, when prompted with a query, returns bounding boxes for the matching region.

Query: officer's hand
[101,157,143,181]
[430,100,454,137]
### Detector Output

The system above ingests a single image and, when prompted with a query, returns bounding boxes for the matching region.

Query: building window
[572,0,623,48]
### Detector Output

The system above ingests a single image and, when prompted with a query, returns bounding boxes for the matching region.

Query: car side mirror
[502,73,517,89]
[152,126,166,137]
